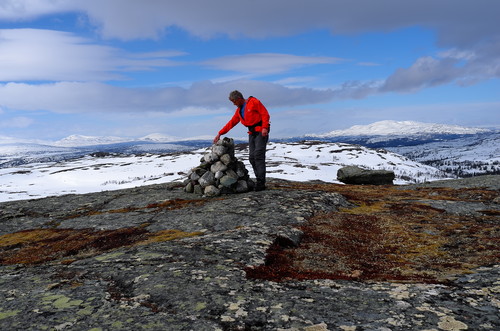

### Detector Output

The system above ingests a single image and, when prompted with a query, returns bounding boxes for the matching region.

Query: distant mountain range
[0,120,494,148]
[1,120,498,177]
[309,120,490,137]
[302,120,494,148]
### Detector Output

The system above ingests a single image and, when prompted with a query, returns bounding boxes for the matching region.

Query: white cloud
[1,1,499,111]
[203,53,344,75]
[381,38,500,93]
[382,57,460,93]
[0,29,184,81]
[2,0,497,48]
[0,116,34,128]
[0,0,73,20]
[0,80,337,114]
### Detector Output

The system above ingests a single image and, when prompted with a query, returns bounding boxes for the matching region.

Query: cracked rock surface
[0,177,498,330]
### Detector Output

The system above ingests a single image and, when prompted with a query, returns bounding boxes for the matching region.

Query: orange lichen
[138,229,204,245]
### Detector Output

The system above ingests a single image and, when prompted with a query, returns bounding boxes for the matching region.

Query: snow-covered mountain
[310,120,490,137]
[53,134,130,147]
[305,120,494,149]
[139,133,180,142]
[304,121,499,177]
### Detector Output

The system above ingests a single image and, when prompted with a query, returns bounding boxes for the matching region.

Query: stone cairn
[184,137,254,196]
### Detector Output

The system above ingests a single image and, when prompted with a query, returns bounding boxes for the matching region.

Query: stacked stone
[184,137,254,196]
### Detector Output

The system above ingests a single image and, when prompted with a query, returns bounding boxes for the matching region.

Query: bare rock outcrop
[0,176,498,330]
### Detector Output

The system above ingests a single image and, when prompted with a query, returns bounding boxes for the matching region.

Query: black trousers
[248,132,268,184]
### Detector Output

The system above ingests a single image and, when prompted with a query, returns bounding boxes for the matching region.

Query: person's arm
[214,110,240,143]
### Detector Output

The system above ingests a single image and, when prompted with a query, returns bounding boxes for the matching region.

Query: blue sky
[0,0,499,142]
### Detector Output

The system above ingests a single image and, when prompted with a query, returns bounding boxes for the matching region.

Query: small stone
[438,316,468,331]
[236,161,248,178]
[235,180,249,193]
[203,152,218,163]
[204,185,220,197]
[193,185,203,195]
[220,154,232,165]
[212,145,227,157]
[225,169,238,179]
[199,171,215,188]
[220,175,238,187]
[184,182,194,193]
[304,323,329,331]
[211,161,227,173]
[275,228,304,248]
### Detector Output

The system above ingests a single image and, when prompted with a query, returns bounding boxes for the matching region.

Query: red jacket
[218,96,270,135]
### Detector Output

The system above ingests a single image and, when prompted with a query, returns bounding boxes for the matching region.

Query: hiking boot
[254,182,266,191]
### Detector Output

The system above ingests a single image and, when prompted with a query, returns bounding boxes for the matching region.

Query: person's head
[229,90,245,106]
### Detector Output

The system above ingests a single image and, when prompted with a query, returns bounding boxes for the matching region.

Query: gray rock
[204,185,221,197]
[203,152,218,163]
[226,169,238,179]
[0,177,498,330]
[212,145,227,157]
[236,161,248,178]
[210,161,227,173]
[190,167,207,181]
[193,184,203,195]
[199,171,215,188]
[235,180,249,193]
[276,228,304,247]
[184,181,194,193]
[337,165,395,185]
[220,153,232,165]
[220,174,238,187]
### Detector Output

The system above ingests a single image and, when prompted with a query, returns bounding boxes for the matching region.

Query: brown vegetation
[246,182,499,283]
[0,198,208,265]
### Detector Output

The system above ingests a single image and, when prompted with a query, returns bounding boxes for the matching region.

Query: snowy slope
[0,141,449,202]
[388,132,500,176]
[310,120,490,137]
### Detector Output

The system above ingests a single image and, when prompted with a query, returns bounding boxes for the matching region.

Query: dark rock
[275,228,304,248]
[337,165,395,185]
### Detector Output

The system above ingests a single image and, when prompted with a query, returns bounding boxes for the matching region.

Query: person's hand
[213,134,221,144]
[261,128,269,137]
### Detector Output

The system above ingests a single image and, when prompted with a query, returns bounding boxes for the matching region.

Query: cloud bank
[0,0,498,137]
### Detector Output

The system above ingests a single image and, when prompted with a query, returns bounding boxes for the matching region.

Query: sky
[0,0,499,141]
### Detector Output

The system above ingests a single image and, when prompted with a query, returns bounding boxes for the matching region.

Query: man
[214,90,270,191]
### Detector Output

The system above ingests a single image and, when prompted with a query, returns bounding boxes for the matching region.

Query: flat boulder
[337,166,395,185]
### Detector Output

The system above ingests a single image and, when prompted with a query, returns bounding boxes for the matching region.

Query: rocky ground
[0,176,498,330]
